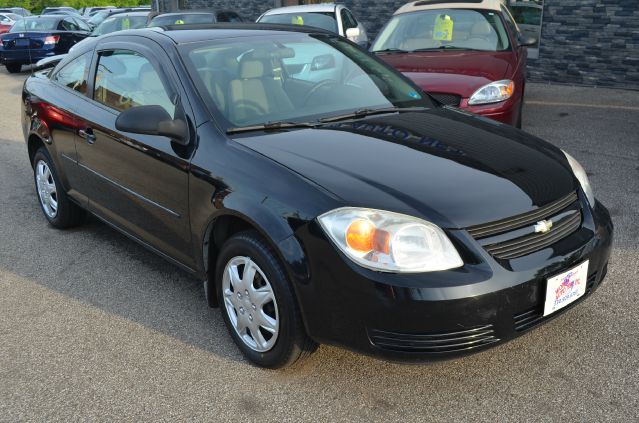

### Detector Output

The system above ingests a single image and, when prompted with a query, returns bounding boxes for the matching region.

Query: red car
[0,13,21,34]
[371,0,536,128]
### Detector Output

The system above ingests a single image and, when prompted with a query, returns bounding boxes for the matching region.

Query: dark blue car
[0,15,90,73]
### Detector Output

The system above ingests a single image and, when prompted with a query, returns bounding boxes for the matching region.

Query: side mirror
[115,105,189,146]
[345,27,360,40]
[518,35,538,47]
[310,54,336,71]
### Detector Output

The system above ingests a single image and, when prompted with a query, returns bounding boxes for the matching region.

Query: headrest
[238,59,265,79]
[471,21,493,36]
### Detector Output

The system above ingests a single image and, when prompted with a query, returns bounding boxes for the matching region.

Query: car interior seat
[467,21,498,50]
[228,55,294,124]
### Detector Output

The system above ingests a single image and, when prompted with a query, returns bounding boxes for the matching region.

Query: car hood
[378,51,512,97]
[232,108,576,229]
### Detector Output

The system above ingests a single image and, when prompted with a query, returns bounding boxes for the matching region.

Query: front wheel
[216,231,317,368]
[5,63,21,74]
[33,147,85,228]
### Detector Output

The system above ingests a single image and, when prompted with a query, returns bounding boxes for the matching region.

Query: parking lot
[0,65,637,421]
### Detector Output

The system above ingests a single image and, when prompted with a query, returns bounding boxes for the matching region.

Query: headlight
[563,151,595,207]
[318,208,463,273]
[468,80,514,105]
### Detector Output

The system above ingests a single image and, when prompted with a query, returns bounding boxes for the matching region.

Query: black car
[147,10,244,27]
[1,15,91,73]
[21,24,613,368]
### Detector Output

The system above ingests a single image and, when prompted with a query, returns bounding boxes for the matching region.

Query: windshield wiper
[226,121,320,135]
[319,107,429,123]
[372,48,408,55]
[410,46,484,52]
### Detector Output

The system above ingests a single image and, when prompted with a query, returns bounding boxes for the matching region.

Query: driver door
[75,41,195,269]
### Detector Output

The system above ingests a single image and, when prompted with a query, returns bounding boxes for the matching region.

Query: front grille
[513,272,597,332]
[429,92,462,107]
[368,324,499,353]
[467,192,581,260]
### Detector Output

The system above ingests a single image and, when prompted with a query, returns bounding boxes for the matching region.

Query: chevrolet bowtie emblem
[534,219,553,233]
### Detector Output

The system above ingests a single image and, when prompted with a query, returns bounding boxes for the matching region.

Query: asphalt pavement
[0,68,638,422]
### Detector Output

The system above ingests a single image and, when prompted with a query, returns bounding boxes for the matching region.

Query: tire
[5,63,21,74]
[33,147,85,228]
[216,230,317,368]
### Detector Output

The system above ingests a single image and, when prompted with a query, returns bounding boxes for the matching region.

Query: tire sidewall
[215,233,299,368]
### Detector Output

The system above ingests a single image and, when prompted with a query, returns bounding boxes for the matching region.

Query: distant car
[80,6,115,17]
[90,11,151,37]
[257,3,368,47]
[0,13,21,34]
[148,10,245,27]
[42,7,80,15]
[89,7,152,28]
[0,15,91,73]
[508,1,542,58]
[0,7,31,17]
[371,0,536,128]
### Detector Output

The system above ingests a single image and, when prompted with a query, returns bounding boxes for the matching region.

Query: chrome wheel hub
[222,256,279,352]
[35,160,58,219]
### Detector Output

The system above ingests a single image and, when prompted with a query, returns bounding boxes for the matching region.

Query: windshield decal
[433,14,454,41]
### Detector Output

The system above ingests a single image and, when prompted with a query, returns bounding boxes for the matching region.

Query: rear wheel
[5,63,21,74]
[216,231,317,368]
[33,147,85,228]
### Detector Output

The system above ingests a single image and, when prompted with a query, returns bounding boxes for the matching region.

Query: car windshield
[10,17,59,32]
[181,33,432,129]
[2,13,21,21]
[92,15,148,35]
[259,12,338,34]
[149,13,215,26]
[371,9,510,53]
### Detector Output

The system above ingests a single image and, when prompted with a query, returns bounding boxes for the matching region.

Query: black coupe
[21,24,613,368]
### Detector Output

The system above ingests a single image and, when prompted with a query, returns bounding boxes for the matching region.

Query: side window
[501,7,519,39]
[74,17,91,31]
[53,51,91,95]
[216,12,229,22]
[341,9,357,31]
[60,18,80,31]
[93,50,175,117]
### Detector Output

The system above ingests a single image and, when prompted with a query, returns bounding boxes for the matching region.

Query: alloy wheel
[35,160,58,219]
[222,256,280,352]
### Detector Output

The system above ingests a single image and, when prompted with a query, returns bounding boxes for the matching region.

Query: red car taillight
[44,35,60,45]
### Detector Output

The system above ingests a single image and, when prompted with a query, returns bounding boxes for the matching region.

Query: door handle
[79,128,96,144]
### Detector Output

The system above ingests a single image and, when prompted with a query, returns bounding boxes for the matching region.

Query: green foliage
[0,0,150,14]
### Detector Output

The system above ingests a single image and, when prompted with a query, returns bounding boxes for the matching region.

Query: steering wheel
[232,100,268,121]
[303,80,340,106]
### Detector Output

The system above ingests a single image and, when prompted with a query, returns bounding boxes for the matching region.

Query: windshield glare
[372,9,510,52]
[259,12,338,34]
[182,34,431,129]
[10,17,58,32]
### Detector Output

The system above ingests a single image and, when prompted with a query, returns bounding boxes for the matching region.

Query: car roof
[395,0,505,15]
[115,23,336,45]
[263,3,338,15]
[104,11,151,19]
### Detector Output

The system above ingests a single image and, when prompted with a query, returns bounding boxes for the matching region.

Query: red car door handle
[79,128,96,144]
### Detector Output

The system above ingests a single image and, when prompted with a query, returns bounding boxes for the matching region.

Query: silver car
[257,3,369,47]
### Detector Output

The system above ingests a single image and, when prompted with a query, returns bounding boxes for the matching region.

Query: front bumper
[293,201,613,361]
[461,96,521,126]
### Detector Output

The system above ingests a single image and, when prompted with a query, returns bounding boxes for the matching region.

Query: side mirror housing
[345,27,361,40]
[518,35,538,47]
[115,105,189,146]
